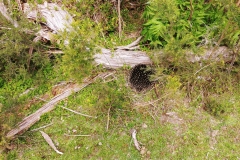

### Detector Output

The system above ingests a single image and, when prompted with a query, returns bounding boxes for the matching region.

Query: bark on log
[94,46,234,69]
[94,48,152,69]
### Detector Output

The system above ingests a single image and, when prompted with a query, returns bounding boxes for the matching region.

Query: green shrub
[92,75,131,115]
[142,0,240,49]
[0,15,50,81]
[58,20,100,82]
[204,95,232,117]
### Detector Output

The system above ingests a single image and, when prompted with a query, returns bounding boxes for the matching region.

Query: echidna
[129,64,154,92]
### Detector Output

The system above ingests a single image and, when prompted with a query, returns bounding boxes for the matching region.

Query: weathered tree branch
[6,73,109,139]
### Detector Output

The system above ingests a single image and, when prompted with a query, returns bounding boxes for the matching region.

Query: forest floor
[1,1,240,159]
[1,50,240,160]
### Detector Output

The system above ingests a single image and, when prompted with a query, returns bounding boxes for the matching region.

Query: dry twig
[106,106,111,131]
[30,123,53,132]
[115,36,142,50]
[117,0,122,38]
[64,134,91,137]
[60,106,97,118]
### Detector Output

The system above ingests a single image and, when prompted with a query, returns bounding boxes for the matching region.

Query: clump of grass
[203,95,233,117]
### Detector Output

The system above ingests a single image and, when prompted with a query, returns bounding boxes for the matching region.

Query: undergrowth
[1,0,240,159]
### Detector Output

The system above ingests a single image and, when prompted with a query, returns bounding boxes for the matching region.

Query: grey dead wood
[0,1,19,27]
[23,2,73,42]
[130,129,141,151]
[6,73,109,139]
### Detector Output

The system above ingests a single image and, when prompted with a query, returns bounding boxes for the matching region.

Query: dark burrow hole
[129,64,154,92]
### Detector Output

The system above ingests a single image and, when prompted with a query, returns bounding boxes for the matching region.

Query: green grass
[1,69,240,159]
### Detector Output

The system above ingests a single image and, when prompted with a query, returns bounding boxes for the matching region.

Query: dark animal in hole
[129,64,154,92]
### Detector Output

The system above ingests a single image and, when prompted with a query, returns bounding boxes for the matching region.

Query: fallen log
[94,48,152,69]
[2,1,235,68]
[6,72,110,139]
[4,1,236,140]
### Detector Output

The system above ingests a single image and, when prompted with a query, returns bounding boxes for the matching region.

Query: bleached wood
[187,46,234,63]
[6,73,109,139]
[115,36,142,50]
[130,129,141,151]
[106,106,111,131]
[23,2,73,33]
[94,48,152,69]
[0,2,19,27]
[117,0,122,38]
[40,131,63,155]
[60,106,96,118]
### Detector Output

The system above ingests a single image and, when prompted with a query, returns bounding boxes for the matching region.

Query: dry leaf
[40,131,63,155]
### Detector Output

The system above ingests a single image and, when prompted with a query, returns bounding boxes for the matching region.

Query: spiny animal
[129,64,153,92]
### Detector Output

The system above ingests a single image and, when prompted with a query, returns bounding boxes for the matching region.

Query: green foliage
[60,0,118,34]
[142,0,240,48]
[204,95,232,117]
[1,1,240,159]
[93,74,131,114]
[165,75,181,91]
[58,20,99,82]
[0,15,50,81]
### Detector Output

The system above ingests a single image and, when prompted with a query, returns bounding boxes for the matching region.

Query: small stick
[61,106,97,118]
[117,0,122,38]
[0,26,12,29]
[44,50,64,54]
[194,63,212,75]
[40,131,63,155]
[27,46,33,72]
[64,134,91,137]
[130,129,141,151]
[30,123,53,132]
[134,93,170,107]
[19,88,35,97]
[35,96,48,102]
[106,106,111,131]
[115,36,142,50]
[148,110,156,124]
